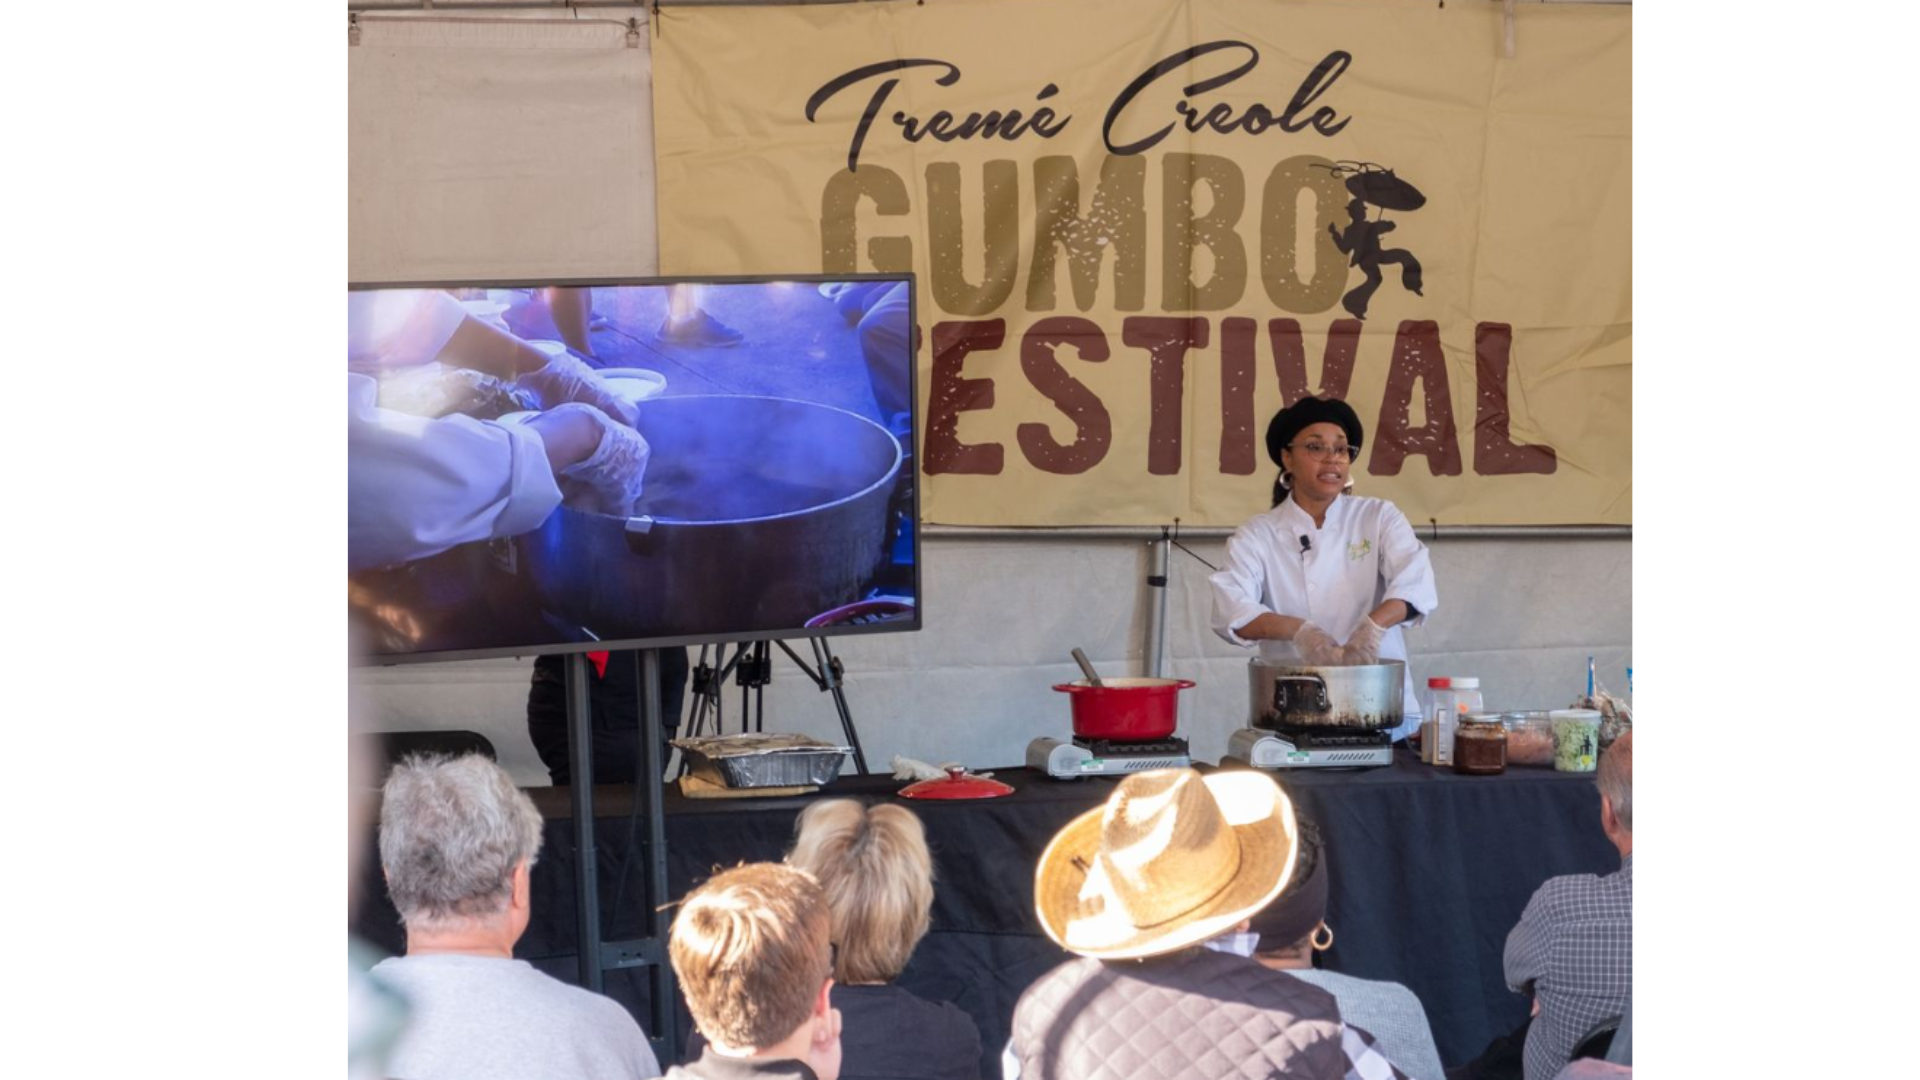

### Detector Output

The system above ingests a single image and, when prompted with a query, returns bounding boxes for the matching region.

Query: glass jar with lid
[1453,712,1508,775]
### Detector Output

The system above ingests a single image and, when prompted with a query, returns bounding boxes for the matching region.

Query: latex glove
[517,352,638,427]
[1341,618,1388,666]
[550,403,650,516]
[1291,622,1344,666]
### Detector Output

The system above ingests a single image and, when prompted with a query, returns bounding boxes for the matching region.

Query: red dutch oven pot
[1051,677,1197,740]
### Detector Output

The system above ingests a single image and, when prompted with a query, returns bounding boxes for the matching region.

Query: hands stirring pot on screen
[347,288,651,571]
[522,402,650,517]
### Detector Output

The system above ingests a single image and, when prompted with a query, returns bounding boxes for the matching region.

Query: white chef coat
[347,373,562,571]
[347,289,467,372]
[1209,493,1439,736]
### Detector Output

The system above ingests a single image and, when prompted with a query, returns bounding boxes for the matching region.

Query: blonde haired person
[666,862,843,1080]
[783,800,983,1080]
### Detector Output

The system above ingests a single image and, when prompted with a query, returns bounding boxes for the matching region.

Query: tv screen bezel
[348,272,922,667]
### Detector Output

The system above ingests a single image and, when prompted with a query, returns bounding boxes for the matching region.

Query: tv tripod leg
[813,637,869,775]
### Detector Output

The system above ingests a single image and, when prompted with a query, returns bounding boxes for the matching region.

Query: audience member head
[1034,767,1300,960]
[787,799,934,984]
[1250,818,1333,969]
[379,753,543,954]
[670,862,841,1076]
[1597,729,1633,856]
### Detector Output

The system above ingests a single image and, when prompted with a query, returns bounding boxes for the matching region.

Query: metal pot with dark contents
[1248,658,1406,731]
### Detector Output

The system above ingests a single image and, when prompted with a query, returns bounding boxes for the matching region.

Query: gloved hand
[516,351,638,427]
[1290,622,1345,666]
[1341,617,1388,665]
[549,403,650,516]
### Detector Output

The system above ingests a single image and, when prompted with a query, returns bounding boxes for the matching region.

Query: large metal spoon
[1071,648,1106,688]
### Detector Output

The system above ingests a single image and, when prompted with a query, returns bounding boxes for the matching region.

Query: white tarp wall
[347,11,1630,786]
[359,534,1630,785]
[348,12,658,282]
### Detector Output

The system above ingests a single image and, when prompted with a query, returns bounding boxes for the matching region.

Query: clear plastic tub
[1502,712,1555,767]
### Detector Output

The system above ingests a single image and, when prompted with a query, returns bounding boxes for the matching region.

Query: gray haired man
[1504,731,1633,1079]
[374,753,661,1080]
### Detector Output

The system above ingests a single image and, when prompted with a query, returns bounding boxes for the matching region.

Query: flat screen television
[348,275,919,664]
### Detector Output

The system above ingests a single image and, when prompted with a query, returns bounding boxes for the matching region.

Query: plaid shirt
[1504,855,1633,1080]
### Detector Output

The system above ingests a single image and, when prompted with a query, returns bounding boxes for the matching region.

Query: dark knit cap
[1265,397,1364,469]
[1249,819,1329,951]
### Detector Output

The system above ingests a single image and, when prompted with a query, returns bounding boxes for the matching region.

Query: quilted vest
[1010,950,1350,1080]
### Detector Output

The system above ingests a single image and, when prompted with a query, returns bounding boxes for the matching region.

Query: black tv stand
[563,650,676,1064]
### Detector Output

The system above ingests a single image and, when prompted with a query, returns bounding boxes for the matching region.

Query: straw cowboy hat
[1034,767,1299,960]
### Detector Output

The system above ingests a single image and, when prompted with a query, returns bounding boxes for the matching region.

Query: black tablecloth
[350,750,1619,1073]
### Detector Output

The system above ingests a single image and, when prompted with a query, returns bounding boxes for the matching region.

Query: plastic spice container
[1502,712,1556,767]
[1549,709,1602,772]
[1454,713,1508,775]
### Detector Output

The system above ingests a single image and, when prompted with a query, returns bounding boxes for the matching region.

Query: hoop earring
[1310,922,1334,951]
[1279,471,1293,490]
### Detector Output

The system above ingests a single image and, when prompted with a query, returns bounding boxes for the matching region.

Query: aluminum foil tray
[672,733,851,789]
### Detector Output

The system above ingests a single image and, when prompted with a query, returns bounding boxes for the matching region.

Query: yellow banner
[653,0,1630,526]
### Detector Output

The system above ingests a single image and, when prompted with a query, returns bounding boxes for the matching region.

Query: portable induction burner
[1222,726,1393,769]
[1027,734,1191,779]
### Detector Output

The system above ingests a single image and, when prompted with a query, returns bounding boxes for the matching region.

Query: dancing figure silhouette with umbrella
[1322,162,1426,321]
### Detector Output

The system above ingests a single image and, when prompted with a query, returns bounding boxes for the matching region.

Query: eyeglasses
[1287,441,1360,462]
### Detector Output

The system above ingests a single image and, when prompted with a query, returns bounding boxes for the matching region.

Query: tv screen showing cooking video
[348,276,920,663]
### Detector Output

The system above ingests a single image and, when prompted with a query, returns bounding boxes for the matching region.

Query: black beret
[1265,397,1364,469]
[1249,819,1329,951]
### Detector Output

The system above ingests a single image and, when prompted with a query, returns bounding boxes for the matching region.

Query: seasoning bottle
[1454,712,1508,775]
[1425,677,1455,765]
[1451,677,1484,718]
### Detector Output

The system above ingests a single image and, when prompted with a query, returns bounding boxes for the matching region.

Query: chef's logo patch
[1347,539,1372,561]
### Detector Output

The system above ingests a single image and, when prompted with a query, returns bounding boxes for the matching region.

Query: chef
[1209,397,1437,739]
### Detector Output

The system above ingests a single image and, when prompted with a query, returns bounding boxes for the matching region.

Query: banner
[652,0,1630,526]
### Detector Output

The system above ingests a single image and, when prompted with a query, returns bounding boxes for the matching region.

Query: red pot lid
[900,766,1014,800]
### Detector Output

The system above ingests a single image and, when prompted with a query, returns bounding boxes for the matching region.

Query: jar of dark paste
[1453,713,1508,775]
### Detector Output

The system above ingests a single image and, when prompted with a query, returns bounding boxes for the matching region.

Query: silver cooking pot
[1248,658,1406,730]
[522,394,902,639]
